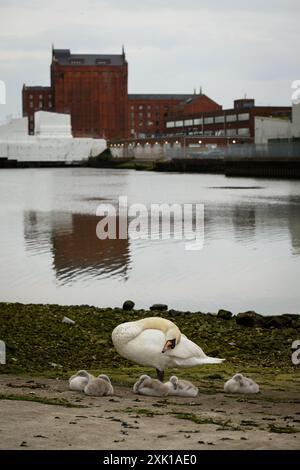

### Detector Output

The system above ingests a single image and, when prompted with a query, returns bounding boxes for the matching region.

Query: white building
[255,102,300,144]
[254,116,292,144]
[0,111,106,163]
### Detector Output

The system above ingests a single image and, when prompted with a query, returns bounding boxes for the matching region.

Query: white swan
[84,374,114,397]
[133,374,169,397]
[224,374,259,394]
[165,375,199,397]
[112,317,224,381]
[69,370,94,391]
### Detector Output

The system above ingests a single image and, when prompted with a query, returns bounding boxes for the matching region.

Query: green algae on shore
[0,302,300,389]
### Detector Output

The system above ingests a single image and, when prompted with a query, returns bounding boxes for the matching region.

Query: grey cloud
[0,0,299,122]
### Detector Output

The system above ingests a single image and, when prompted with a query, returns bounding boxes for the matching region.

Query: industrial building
[22,47,293,146]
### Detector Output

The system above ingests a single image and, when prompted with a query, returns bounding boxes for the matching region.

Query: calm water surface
[0,168,299,314]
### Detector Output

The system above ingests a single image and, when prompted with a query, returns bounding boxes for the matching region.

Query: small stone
[62,316,75,325]
[236,311,263,327]
[150,304,168,311]
[261,315,298,329]
[168,309,181,316]
[122,300,135,311]
[217,309,233,320]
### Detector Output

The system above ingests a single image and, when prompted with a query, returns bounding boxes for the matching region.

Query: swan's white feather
[112,321,224,371]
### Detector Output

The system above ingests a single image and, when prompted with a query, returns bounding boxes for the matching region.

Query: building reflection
[204,198,300,256]
[23,195,300,286]
[24,211,131,283]
[288,196,300,255]
[232,206,256,242]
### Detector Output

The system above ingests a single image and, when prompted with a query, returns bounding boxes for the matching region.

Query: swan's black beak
[162,339,176,353]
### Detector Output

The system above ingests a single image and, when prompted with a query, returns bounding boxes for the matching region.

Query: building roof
[23,86,52,90]
[128,94,195,101]
[52,49,126,66]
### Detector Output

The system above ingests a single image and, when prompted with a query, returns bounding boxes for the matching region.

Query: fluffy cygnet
[69,370,94,391]
[84,374,114,396]
[224,373,259,394]
[133,374,169,397]
[165,375,199,397]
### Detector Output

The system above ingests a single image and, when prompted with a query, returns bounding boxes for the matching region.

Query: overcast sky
[0,0,299,122]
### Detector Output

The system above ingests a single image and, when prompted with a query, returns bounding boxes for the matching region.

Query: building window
[139,105,143,110]
[226,114,237,122]
[226,129,237,136]
[39,101,43,108]
[166,121,175,128]
[49,102,52,108]
[147,112,151,118]
[194,118,202,125]
[29,102,33,108]
[147,121,153,126]
[130,105,134,110]
[95,59,111,65]
[215,115,225,123]
[238,128,250,136]
[175,120,184,127]
[204,117,214,124]
[238,113,250,121]
[70,59,85,65]
[184,119,193,126]
[147,105,151,110]
[139,113,143,118]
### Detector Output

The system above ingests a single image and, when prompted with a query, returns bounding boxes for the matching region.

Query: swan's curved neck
[136,317,181,343]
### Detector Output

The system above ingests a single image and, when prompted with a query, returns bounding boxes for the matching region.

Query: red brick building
[128,93,221,138]
[23,47,128,139]
[22,86,53,134]
[22,47,222,140]
[165,98,291,141]
[22,48,291,143]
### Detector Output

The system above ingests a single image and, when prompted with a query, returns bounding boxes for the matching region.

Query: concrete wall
[255,116,291,144]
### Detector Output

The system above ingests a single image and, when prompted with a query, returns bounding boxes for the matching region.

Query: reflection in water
[288,199,300,256]
[232,206,256,243]
[24,212,131,283]
[23,197,300,286]
[0,169,299,313]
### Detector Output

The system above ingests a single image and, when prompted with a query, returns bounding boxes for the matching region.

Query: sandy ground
[0,375,299,450]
